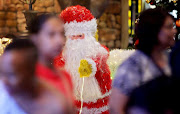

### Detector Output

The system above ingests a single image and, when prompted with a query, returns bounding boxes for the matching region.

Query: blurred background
[0,0,179,50]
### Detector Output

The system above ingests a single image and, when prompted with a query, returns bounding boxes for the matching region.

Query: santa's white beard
[63,34,108,102]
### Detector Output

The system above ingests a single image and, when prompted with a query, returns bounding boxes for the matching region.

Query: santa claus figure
[54,5,112,114]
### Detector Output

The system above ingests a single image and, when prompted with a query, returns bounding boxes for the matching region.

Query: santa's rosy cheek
[69,36,76,40]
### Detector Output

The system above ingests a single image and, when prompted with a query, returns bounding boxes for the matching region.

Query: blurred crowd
[0,8,180,114]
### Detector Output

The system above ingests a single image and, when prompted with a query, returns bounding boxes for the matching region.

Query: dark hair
[4,38,40,98]
[4,34,18,40]
[28,13,58,34]
[5,38,38,68]
[5,38,37,53]
[136,8,172,55]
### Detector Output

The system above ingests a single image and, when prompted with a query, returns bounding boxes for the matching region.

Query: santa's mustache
[63,37,108,65]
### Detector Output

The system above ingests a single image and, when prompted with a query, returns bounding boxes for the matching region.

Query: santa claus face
[63,33,105,61]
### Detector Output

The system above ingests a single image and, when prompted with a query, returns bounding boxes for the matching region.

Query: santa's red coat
[54,46,112,114]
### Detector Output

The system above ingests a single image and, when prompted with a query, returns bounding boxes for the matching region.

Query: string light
[172,0,177,3]
[0,37,12,56]
[79,77,85,114]
[146,0,151,3]
[107,49,135,79]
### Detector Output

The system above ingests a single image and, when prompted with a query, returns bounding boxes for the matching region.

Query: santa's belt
[75,96,109,109]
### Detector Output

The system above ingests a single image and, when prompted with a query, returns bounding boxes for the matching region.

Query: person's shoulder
[117,50,141,70]
[34,83,66,114]
[113,51,145,95]
[40,80,75,113]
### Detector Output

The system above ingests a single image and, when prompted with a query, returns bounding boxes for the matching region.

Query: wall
[98,0,121,49]
[0,0,61,37]
[0,0,122,49]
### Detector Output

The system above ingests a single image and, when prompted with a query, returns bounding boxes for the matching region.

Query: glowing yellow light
[0,37,12,56]
[146,0,151,3]
[128,10,131,34]
[94,30,99,41]
[129,0,132,6]
[172,0,177,3]
[138,0,142,13]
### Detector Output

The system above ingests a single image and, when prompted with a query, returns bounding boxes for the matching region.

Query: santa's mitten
[78,58,97,78]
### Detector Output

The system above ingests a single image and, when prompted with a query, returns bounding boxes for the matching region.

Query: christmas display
[0,37,12,56]
[176,18,180,27]
[107,49,135,79]
[145,0,180,40]
[145,0,178,8]
[54,5,111,114]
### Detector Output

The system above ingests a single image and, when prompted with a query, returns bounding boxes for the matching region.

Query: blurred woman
[28,14,74,112]
[110,8,177,114]
[0,39,66,114]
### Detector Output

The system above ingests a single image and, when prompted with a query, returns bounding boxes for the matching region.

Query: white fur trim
[100,91,111,99]
[84,58,97,77]
[75,76,103,102]
[77,105,109,114]
[82,91,111,103]
[64,18,97,37]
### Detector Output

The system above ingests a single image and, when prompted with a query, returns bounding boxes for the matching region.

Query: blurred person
[28,14,75,111]
[0,39,68,114]
[126,75,180,114]
[127,38,180,114]
[110,8,177,114]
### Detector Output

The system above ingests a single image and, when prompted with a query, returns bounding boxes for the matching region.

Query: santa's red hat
[60,5,97,37]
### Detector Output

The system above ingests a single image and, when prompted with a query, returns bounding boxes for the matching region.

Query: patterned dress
[113,50,171,96]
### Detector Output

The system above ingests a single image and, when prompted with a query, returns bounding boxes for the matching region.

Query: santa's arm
[78,45,109,78]
[78,55,108,78]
